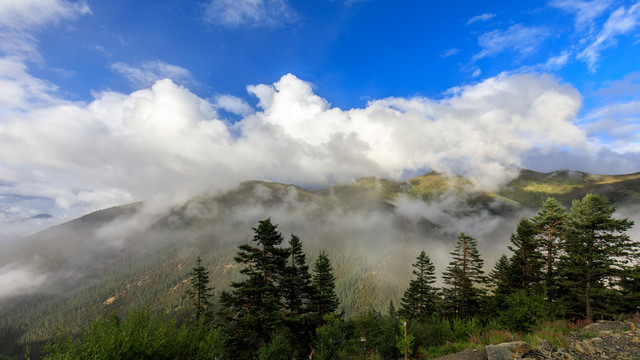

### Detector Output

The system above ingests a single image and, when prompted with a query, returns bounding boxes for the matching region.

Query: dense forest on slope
[1,170,639,358]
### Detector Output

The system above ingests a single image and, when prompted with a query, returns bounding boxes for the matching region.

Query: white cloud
[0,0,90,31]
[441,48,460,58]
[203,0,297,28]
[0,263,48,297]
[472,68,482,77]
[0,72,589,234]
[544,51,571,69]
[549,0,612,32]
[214,94,254,116]
[110,60,194,88]
[578,1,640,71]
[0,57,59,110]
[473,24,550,61]
[467,13,496,25]
[582,100,640,153]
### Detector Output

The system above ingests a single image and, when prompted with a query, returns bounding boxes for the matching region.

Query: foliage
[442,233,487,318]
[184,255,214,321]
[532,197,567,302]
[399,251,439,321]
[312,251,340,320]
[508,216,543,292]
[395,321,414,359]
[43,309,226,360]
[498,291,548,332]
[218,218,290,358]
[558,194,636,319]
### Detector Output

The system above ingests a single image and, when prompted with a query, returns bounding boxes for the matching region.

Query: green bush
[43,309,226,360]
[499,291,548,332]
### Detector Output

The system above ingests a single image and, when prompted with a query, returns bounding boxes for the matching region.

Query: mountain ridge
[1,169,639,358]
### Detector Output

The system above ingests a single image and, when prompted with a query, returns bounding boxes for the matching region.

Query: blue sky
[1,0,640,239]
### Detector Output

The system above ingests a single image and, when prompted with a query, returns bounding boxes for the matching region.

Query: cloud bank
[0,71,596,240]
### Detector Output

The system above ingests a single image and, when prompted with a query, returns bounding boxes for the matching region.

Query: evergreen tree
[185,255,214,321]
[619,264,640,313]
[558,194,635,319]
[218,218,290,358]
[280,234,317,359]
[531,197,567,302]
[489,254,512,299]
[312,251,340,320]
[508,216,543,292]
[442,233,486,318]
[399,251,439,321]
[486,254,516,316]
[282,234,315,316]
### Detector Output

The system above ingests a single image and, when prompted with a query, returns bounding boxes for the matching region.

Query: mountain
[1,169,639,358]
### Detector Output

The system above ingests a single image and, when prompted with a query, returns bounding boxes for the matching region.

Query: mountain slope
[1,169,639,358]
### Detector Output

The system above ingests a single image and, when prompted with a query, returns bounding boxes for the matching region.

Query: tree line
[43,193,638,360]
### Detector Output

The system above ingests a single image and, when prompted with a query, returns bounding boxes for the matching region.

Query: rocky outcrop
[434,321,640,360]
[486,341,532,360]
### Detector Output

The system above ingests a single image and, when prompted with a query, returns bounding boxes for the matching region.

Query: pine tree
[185,255,214,321]
[442,233,486,318]
[280,234,317,358]
[489,254,512,299]
[558,194,635,319]
[508,216,543,292]
[399,251,439,321]
[532,197,567,302]
[218,218,290,357]
[282,234,315,316]
[312,251,339,320]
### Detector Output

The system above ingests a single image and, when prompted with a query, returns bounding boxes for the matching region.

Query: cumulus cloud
[0,72,592,240]
[110,60,194,89]
[473,24,550,61]
[467,13,496,25]
[203,0,298,28]
[578,1,640,71]
[214,94,254,116]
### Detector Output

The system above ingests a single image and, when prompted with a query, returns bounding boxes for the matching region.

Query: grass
[417,317,602,359]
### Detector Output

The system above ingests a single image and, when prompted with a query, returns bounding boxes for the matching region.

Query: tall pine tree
[185,255,214,321]
[312,251,340,320]
[282,234,315,316]
[532,197,567,302]
[399,251,439,321]
[219,218,290,358]
[558,194,635,319]
[442,233,486,318]
[508,216,543,292]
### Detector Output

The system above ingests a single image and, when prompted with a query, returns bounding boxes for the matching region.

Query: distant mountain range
[1,169,639,358]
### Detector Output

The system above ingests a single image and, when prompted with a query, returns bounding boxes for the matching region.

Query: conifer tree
[312,251,340,320]
[508,216,543,292]
[219,218,290,357]
[489,254,512,299]
[185,255,214,321]
[532,197,567,302]
[558,194,635,319]
[282,234,315,316]
[399,251,439,321]
[280,234,317,358]
[442,233,486,318]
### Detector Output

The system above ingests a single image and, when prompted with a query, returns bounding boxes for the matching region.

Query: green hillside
[1,169,639,358]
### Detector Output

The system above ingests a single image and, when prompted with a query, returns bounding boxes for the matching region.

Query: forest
[39,194,640,359]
